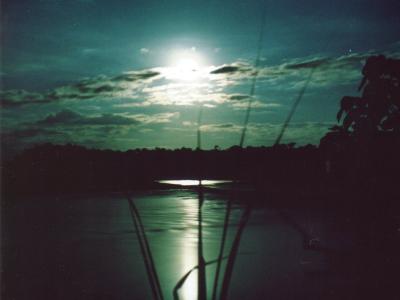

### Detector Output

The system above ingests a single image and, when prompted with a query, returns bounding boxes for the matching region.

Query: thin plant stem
[274,64,316,146]
[173,256,229,300]
[197,181,207,300]
[217,8,267,300]
[128,196,164,300]
[196,104,207,300]
[219,204,252,300]
[210,200,231,300]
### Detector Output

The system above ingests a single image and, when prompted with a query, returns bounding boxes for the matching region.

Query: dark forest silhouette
[3,143,321,195]
[320,55,400,193]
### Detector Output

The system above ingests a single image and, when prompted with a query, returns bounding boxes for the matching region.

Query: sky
[1,0,400,155]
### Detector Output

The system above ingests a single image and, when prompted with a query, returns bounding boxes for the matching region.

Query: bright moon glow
[158,180,232,186]
[154,48,219,105]
[175,58,200,80]
[165,48,209,81]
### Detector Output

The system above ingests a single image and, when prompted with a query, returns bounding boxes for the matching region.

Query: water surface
[4,185,358,300]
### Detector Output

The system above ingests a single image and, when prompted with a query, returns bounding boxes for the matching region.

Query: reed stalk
[127,195,164,300]
[216,9,266,300]
[196,105,207,300]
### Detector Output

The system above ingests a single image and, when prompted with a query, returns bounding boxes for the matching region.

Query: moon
[166,49,208,81]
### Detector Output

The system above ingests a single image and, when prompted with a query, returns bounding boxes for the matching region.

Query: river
[3,181,361,299]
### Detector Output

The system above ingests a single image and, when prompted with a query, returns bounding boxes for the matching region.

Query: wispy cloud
[36,109,141,126]
[1,70,161,107]
[1,51,381,108]
[140,48,150,55]
[4,50,397,153]
[130,112,180,124]
[2,109,181,151]
[226,94,281,110]
[199,121,334,146]
[32,109,180,127]
[0,90,51,107]
[208,52,373,90]
[201,123,242,133]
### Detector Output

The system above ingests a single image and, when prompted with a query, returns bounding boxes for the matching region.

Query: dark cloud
[252,52,379,89]
[36,109,140,126]
[0,69,160,107]
[285,58,331,70]
[207,53,371,90]
[210,66,239,74]
[201,123,241,133]
[37,109,81,125]
[93,84,119,93]
[112,70,160,82]
[229,94,249,101]
[210,65,240,74]
[0,90,51,107]
[282,53,370,72]
[2,108,181,155]
[213,123,235,129]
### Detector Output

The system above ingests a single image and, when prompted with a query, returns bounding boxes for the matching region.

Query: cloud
[132,112,180,124]
[0,51,376,109]
[1,69,161,107]
[2,109,181,153]
[81,48,98,55]
[112,70,160,82]
[0,90,51,107]
[210,65,240,74]
[35,109,181,127]
[210,62,253,75]
[207,52,377,90]
[230,100,281,110]
[140,48,150,55]
[198,121,334,146]
[37,109,82,125]
[182,121,195,126]
[36,109,140,126]
[200,123,242,133]
[116,81,231,107]
[224,94,281,110]
[284,57,331,70]
[229,94,249,101]
[262,53,373,88]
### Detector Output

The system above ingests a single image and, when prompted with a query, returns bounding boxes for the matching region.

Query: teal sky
[1,0,400,154]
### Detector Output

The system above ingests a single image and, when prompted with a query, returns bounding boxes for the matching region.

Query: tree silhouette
[320,55,400,181]
[336,55,400,135]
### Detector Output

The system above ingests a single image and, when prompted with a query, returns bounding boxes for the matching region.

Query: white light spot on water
[158,180,232,186]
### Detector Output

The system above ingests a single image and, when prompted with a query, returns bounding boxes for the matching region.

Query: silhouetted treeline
[3,143,323,195]
[3,136,400,198]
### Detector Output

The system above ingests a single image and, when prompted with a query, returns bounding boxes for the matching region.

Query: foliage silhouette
[321,55,400,184]
[336,55,400,134]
